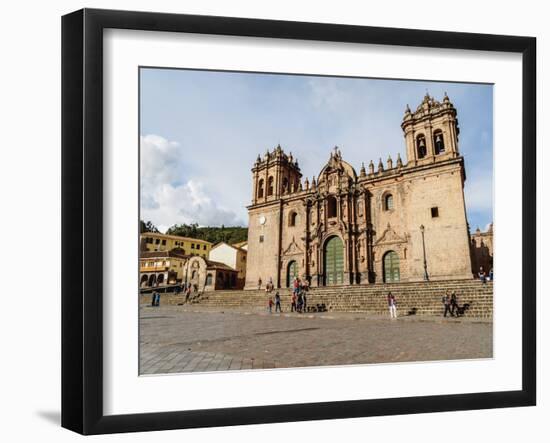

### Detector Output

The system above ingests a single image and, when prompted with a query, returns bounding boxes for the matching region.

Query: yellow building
[140,232,212,258]
[140,250,189,287]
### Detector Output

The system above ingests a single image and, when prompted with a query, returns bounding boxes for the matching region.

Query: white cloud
[307,78,350,110]
[140,134,181,188]
[140,134,244,231]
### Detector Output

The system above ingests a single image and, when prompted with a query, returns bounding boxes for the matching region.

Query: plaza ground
[139,305,492,375]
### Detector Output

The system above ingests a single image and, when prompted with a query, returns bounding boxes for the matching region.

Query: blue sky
[140,68,493,233]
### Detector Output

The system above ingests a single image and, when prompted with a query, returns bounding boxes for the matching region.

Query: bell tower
[251,144,302,205]
[401,93,460,166]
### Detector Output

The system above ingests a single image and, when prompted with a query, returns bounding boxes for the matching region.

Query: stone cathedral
[244,94,474,289]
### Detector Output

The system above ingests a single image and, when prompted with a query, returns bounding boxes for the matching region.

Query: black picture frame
[62,8,536,435]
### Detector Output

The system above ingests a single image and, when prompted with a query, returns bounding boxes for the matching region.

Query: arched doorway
[157,273,164,285]
[148,274,156,287]
[140,275,148,287]
[286,260,299,287]
[167,271,177,285]
[324,236,344,285]
[383,251,400,283]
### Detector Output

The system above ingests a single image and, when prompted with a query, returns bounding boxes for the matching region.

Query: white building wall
[209,243,238,270]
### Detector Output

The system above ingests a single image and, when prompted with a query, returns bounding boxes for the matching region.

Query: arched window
[327,195,337,218]
[433,130,445,154]
[257,179,264,198]
[206,273,213,286]
[267,176,274,196]
[384,194,394,211]
[282,177,289,194]
[288,211,297,227]
[416,134,427,159]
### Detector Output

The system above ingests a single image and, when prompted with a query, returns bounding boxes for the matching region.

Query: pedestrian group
[266,277,309,314]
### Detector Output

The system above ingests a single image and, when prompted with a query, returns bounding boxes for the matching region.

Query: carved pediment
[283,237,304,256]
[375,223,408,245]
[317,148,358,186]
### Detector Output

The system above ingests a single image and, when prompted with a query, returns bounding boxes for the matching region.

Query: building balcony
[140,266,169,272]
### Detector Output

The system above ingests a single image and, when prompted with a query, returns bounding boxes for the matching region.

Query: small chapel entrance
[383,250,400,283]
[286,260,299,287]
[324,236,344,285]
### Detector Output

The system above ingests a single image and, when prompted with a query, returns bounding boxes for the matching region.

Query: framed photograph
[62,8,536,435]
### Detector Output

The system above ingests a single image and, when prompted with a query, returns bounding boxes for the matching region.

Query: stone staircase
[142,280,493,318]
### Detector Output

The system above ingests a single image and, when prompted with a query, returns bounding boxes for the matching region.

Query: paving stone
[139,306,492,375]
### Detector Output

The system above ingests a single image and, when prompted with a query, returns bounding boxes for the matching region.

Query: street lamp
[420,224,429,281]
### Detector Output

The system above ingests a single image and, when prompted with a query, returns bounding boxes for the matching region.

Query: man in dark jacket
[450,292,459,316]
[443,291,453,318]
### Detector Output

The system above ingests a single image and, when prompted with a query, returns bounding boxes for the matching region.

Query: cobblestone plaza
[139,305,492,375]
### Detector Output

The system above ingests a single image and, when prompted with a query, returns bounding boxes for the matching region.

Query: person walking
[151,291,156,307]
[302,292,307,313]
[488,268,494,281]
[442,291,453,317]
[258,277,262,290]
[275,292,282,313]
[291,292,297,312]
[450,291,459,316]
[297,292,304,313]
[267,297,273,314]
[387,292,397,319]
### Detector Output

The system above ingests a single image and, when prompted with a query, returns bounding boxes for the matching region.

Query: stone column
[364,190,375,283]
[252,169,258,204]
[304,199,310,282]
[425,123,435,158]
[404,127,417,165]
[264,162,269,203]
[276,199,283,288]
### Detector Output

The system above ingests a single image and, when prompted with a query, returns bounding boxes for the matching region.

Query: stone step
[141,280,493,319]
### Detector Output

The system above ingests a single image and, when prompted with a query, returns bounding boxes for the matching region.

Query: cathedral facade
[245,94,474,289]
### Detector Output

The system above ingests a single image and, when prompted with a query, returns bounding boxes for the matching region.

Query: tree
[165,223,248,245]
[140,220,159,233]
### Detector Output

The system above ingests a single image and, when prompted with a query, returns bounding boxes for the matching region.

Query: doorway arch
[324,236,344,285]
[286,260,299,287]
[140,275,148,287]
[383,250,400,283]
